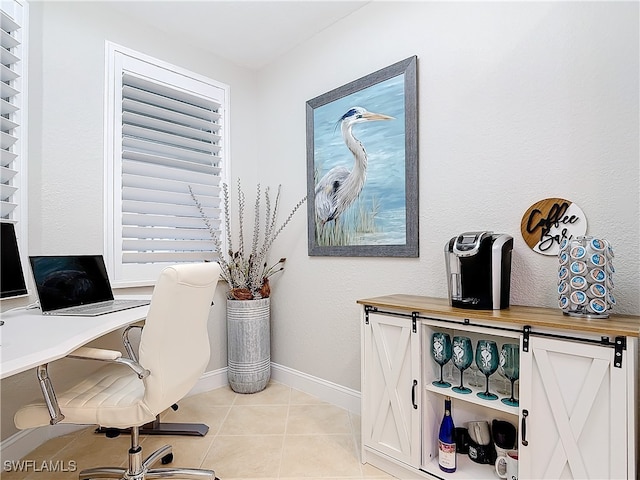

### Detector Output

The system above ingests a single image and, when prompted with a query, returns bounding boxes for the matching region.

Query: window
[0,0,27,248]
[105,43,228,286]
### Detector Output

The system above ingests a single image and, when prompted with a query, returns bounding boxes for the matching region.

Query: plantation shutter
[0,1,24,223]
[107,45,228,285]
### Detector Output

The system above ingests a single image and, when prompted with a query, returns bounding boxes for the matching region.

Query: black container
[467,437,496,465]
[445,231,513,310]
[492,419,517,451]
[454,427,470,454]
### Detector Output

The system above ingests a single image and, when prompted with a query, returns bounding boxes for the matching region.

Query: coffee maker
[445,231,513,310]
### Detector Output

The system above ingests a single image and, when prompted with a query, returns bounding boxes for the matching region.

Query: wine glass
[493,367,511,396]
[431,332,453,387]
[499,343,520,406]
[451,336,473,394]
[466,362,483,388]
[475,339,499,400]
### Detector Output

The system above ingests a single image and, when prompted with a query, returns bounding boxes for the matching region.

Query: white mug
[495,449,518,480]
[494,445,509,459]
[467,420,491,445]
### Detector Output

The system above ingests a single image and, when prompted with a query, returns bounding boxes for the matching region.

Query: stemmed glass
[499,344,520,406]
[431,332,453,387]
[451,336,473,394]
[475,339,499,400]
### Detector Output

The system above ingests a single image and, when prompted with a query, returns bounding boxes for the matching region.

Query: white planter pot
[226,297,271,393]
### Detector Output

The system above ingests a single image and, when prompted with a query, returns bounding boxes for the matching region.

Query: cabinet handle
[411,380,418,409]
[521,409,529,446]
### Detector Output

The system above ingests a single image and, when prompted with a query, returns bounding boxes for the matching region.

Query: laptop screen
[1,223,29,299]
[29,255,115,312]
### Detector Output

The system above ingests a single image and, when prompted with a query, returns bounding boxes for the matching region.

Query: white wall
[258,1,639,391]
[1,0,638,442]
[1,1,258,441]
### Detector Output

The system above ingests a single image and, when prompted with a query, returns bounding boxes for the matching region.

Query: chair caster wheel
[161,453,173,465]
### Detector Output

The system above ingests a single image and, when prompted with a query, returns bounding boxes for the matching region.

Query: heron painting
[306,56,419,257]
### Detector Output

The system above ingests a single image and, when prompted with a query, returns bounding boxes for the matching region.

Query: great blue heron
[314,106,393,227]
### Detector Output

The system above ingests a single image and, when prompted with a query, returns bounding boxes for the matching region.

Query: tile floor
[2,382,395,479]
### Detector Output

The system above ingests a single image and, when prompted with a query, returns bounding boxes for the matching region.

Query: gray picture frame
[306,56,418,257]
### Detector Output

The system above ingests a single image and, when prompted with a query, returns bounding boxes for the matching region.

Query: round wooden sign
[520,198,587,255]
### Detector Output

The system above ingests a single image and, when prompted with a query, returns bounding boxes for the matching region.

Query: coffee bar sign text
[520,198,587,256]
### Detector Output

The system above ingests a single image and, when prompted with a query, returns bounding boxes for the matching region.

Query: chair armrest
[68,346,122,361]
[37,364,65,425]
[67,346,150,379]
[122,324,143,362]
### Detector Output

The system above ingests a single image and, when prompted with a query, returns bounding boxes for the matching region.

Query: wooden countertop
[357,295,640,338]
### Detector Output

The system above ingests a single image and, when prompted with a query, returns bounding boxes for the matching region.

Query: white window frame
[1,0,28,287]
[104,42,229,287]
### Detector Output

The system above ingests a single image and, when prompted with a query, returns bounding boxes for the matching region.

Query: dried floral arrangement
[190,179,306,300]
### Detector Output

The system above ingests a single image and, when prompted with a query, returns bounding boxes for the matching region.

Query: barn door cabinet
[359,295,639,480]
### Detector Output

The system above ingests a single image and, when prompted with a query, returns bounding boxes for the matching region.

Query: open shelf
[425,381,518,416]
[421,453,506,479]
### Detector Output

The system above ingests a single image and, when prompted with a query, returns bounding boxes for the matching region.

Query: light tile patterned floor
[2,382,395,479]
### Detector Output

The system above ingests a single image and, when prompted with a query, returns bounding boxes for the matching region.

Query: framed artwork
[306,56,418,257]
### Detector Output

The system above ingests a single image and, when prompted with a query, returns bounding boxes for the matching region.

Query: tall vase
[226,297,271,393]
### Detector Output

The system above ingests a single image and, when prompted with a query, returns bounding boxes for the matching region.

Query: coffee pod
[569,275,587,291]
[607,293,616,307]
[587,298,607,315]
[588,238,606,253]
[606,276,614,290]
[587,268,606,283]
[605,241,615,259]
[558,266,569,282]
[589,253,606,268]
[558,251,570,266]
[606,262,615,275]
[557,282,569,296]
[559,238,570,252]
[558,296,570,310]
[569,290,588,306]
[570,245,586,260]
[587,283,606,298]
[569,261,587,276]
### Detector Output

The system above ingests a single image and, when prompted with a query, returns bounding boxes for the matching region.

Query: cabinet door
[362,312,421,466]
[519,335,628,479]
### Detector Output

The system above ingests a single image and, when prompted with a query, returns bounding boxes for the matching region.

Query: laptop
[30,255,149,316]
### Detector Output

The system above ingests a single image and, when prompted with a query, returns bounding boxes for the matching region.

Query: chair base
[79,426,215,480]
[79,467,216,480]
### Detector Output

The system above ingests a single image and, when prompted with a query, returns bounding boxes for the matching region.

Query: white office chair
[15,262,221,480]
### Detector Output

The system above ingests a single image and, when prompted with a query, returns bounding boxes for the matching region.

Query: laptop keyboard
[53,300,147,315]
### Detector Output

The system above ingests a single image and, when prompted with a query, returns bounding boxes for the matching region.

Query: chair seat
[15,363,155,430]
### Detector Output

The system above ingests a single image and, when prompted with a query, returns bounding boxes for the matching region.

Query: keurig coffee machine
[445,231,513,310]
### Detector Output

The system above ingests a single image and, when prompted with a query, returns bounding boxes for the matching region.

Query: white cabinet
[359,296,638,480]
[362,311,421,466]
[520,335,632,479]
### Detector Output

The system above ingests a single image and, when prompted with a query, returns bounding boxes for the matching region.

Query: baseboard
[270,362,361,415]
[1,363,360,461]
[0,423,84,464]
[193,363,362,415]
[186,367,229,396]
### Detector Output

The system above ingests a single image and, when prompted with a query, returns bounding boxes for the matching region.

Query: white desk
[0,305,149,379]
[0,304,209,436]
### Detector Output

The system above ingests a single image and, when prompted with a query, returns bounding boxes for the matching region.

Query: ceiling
[105,1,369,70]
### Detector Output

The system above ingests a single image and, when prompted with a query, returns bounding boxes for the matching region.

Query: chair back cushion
[138,262,221,414]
